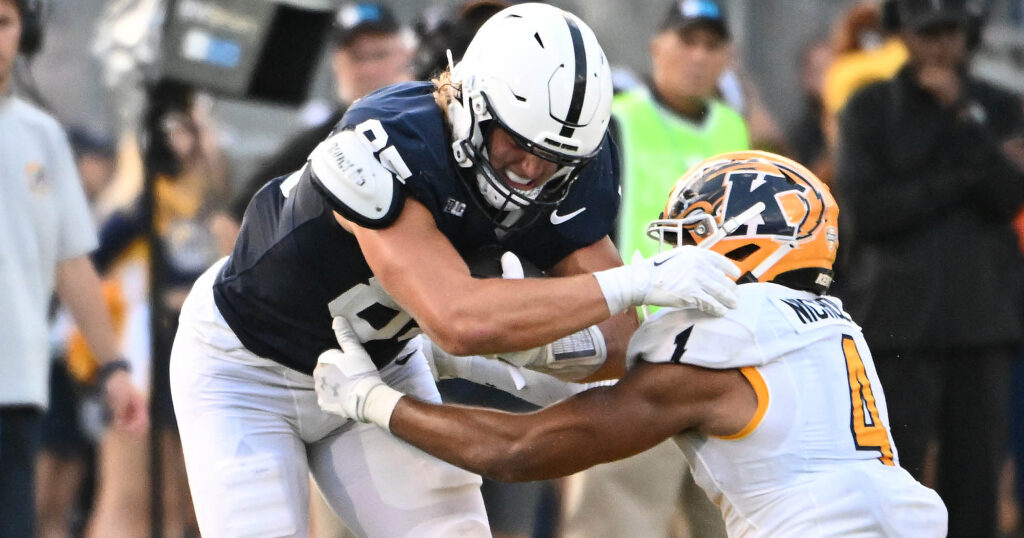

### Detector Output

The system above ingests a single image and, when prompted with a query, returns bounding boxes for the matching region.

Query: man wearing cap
[836,0,1024,535]
[227,1,411,224]
[612,0,748,264]
[561,2,747,537]
[0,1,149,535]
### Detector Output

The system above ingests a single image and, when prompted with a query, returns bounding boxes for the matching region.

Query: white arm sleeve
[423,340,588,407]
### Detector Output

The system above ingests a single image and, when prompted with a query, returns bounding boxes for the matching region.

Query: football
[463,245,545,279]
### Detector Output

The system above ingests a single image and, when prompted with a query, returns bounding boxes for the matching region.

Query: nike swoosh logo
[393,351,415,365]
[652,253,679,267]
[550,207,586,225]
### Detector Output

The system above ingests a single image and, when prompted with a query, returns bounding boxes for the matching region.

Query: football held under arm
[346,200,616,356]
[310,123,614,355]
[311,118,738,359]
[488,248,619,382]
[337,201,741,359]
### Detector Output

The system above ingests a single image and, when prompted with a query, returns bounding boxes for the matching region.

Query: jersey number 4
[841,335,894,466]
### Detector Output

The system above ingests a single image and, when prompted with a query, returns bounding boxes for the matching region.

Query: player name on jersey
[777,296,852,325]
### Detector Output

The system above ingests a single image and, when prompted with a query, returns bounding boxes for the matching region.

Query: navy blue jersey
[213,82,620,373]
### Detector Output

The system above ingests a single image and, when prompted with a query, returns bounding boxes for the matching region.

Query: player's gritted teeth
[504,170,536,191]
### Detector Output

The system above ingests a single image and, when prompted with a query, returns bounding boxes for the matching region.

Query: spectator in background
[78,83,227,538]
[225,1,411,226]
[562,2,747,538]
[786,38,833,179]
[835,0,1024,535]
[0,0,148,535]
[612,0,748,262]
[822,0,907,146]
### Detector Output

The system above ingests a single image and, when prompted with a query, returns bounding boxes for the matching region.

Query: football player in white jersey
[315,150,949,537]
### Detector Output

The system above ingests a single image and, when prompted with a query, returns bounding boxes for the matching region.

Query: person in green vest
[612,0,749,263]
[561,2,749,538]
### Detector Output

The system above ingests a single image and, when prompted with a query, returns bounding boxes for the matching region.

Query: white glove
[593,246,741,316]
[314,318,403,429]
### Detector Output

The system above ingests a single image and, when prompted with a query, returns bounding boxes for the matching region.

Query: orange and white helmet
[647,150,839,294]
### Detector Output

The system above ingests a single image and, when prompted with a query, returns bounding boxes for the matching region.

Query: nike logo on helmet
[550,207,586,225]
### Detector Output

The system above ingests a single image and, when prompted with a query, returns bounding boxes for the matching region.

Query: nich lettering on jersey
[778,297,853,325]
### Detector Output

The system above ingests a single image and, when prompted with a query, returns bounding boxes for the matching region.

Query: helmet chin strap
[746,241,797,281]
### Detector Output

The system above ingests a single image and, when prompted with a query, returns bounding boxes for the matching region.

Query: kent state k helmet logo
[721,168,806,239]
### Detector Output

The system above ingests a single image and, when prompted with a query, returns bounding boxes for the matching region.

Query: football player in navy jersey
[169,3,740,536]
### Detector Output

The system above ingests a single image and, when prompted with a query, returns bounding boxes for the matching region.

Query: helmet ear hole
[725,244,760,261]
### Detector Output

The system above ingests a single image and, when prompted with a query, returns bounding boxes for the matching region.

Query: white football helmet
[447,3,613,220]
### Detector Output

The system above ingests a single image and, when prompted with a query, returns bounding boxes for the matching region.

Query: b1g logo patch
[444,197,466,217]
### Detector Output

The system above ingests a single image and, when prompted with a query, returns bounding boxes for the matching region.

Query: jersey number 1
[841,335,894,466]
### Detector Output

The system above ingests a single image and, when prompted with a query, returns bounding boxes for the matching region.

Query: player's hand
[594,246,740,316]
[500,251,525,279]
[493,252,606,380]
[315,318,402,428]
[495,251,549,368]
[104,370,149,433]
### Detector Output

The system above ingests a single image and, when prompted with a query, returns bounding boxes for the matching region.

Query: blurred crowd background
[29,0,1020,185]
[5,0,1024,537]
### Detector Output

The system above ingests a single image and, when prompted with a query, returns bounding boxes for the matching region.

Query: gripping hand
[495,252,607,380]
[593,246,741,316]
[314,318,402,429]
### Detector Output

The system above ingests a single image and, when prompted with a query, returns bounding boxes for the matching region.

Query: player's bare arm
[339,200,737,357]
[314,316,757,484]
[387,361,756,482]
[338,202,608,355]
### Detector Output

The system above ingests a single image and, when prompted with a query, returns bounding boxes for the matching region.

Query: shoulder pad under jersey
[628,307,766,370]
[308,128,407,229]
[628,284,785,369]
[629,284,858,370]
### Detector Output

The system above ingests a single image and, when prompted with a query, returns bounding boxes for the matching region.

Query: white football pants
[170,262,490,538]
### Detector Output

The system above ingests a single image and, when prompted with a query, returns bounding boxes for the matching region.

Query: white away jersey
[628,283,947,537]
